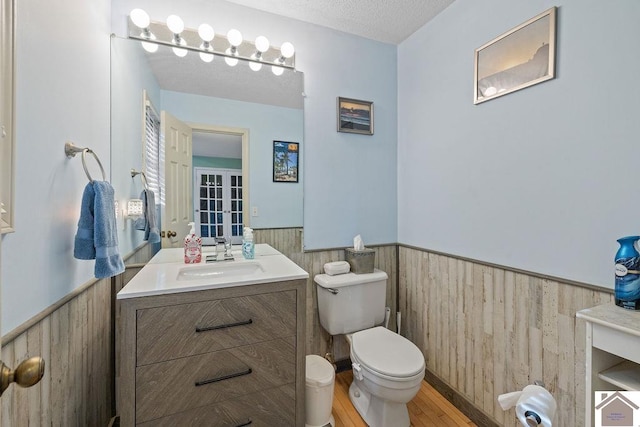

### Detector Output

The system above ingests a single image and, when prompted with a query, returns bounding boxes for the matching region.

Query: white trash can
[305,354,336,427]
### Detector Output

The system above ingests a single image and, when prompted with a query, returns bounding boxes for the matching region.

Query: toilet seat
[351,327,425,380]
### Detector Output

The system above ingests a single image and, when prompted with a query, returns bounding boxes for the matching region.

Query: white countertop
[576,303,640,337]
[118,244,308,300]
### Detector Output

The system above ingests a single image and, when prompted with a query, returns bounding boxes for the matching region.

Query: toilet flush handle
[352,362,363,381]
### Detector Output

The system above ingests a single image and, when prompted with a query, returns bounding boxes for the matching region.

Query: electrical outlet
[252,206,258,217]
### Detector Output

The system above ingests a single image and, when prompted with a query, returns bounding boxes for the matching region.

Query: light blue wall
[1,0,111,334]
[398,0,640,288]
[110,0,398,250]
[161,90,303,228]
[300,29,397,249]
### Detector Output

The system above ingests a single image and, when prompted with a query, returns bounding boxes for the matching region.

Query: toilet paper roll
[498,385,556,427]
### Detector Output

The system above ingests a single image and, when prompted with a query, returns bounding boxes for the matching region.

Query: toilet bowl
[314,270,426,427]
[346,327,425,427]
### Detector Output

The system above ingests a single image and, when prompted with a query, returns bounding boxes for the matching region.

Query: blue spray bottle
[615,235,640,310]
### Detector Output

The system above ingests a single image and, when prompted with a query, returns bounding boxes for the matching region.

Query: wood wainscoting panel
[1,277,112,426]
[398,246,614,427]
[6,232,609,427]
[0,243,154,427]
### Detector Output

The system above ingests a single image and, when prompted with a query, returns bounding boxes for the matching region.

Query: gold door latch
[161,230,177,238]
[0,357,45,396]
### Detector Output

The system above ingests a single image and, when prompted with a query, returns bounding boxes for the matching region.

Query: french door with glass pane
[194,167,243,245]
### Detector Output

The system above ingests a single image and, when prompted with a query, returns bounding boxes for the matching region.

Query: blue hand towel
[92,181,125,278]
[144,189,161,244]
[133,189,160,244]
[132,190,147,231]
[74,183,96,260]
[74,181,125,278]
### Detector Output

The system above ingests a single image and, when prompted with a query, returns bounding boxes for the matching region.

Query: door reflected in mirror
[110,36,304,248]
[193,129,244,245]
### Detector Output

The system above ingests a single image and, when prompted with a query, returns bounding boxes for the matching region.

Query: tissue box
[345,248,375,274]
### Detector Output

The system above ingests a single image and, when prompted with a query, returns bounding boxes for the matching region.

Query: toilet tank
[314,269,388,335]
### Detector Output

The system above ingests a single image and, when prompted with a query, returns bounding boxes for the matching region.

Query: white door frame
[187,123,250,228]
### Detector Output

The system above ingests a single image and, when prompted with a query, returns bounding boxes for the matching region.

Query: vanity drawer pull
[234,419,252,427]
[195,367,253,387]
[195,318,253,333]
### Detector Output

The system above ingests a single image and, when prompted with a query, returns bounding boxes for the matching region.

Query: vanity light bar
[127,11,295,71]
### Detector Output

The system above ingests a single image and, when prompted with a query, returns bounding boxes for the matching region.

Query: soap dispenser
[242,227,255,259]
[184,222,202,264]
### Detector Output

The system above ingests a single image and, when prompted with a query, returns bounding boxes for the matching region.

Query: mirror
[110,35,304,250]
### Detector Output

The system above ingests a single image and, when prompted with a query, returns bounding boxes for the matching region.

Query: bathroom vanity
[576,303,640,427]
[116,244,308,426]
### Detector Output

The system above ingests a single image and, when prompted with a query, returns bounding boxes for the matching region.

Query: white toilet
[314,269,425,427]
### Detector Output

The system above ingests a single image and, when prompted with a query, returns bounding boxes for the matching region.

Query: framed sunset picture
[474,7,556,104]
[337,97,373,135]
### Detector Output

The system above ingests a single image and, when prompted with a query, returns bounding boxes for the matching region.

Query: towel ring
[130,169,149,190]
[65,141,106,182]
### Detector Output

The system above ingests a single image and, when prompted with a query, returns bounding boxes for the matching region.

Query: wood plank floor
[331,370,477,427]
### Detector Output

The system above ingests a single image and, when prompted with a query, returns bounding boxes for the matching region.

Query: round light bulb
[166,15,184,34]
[141,41,159,53]
[280,42,295,58]
[198,23,215,42]
[249,54,262,71]
[225,47,238,66]
[130,9,150,29]
[272,65,284,76]
[199,51,214,63]
[140,31,159,53]
[173,47,188,57]
[172,38,187,57]
[255,36,270,53]
[227,29,243,47]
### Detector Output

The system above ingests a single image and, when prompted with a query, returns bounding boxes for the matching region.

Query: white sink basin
[177,261,264,281]
[118,245,310,300]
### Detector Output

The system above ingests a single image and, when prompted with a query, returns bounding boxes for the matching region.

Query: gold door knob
[167,231,177,238]
[0,357,45,396]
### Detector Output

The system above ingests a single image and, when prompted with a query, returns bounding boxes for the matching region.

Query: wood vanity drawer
[136,290,296,365]
[135,337,295,423]
[137,384,295,426]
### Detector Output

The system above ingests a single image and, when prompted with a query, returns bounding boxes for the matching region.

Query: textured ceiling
[224,0,455,44]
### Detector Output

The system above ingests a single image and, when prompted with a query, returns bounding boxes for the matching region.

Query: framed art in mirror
[273,141,299,183]
[474,7,556,104]
[337,97,373,135]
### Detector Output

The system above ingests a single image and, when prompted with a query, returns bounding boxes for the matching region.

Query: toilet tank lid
[314,269,388,289]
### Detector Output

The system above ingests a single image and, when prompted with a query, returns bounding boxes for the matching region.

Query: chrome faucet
[223,236,234,260]
[207,236,234,262]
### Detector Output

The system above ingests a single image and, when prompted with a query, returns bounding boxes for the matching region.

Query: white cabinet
[576,303,640,426]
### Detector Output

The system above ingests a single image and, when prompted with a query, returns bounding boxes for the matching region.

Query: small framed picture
[273,141,299,183]
[337,97,374,135]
